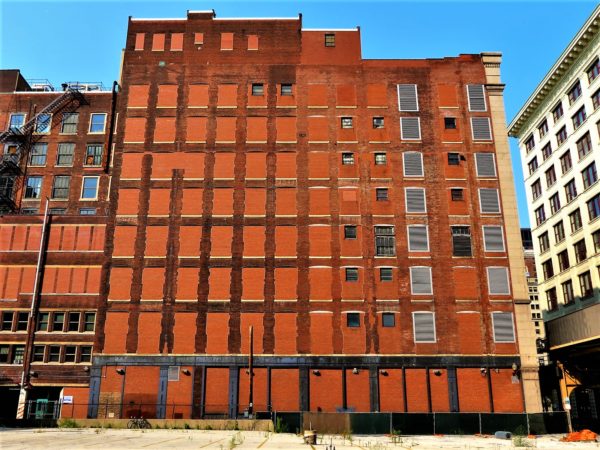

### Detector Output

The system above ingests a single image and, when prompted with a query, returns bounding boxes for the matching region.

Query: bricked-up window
[60,112,78,133]
[467,84,486,112]
[56,143,74,166]
[475,153,496,177]
[89,113,107,133]
[382,313,395,327]
[554,221,565,243]
[483,226,505,252]
[324,33,335,47]
[281,84,293,96]
[542,259,554,280]
[33,346,45,362]
[247,34,259,50]
[447,152,460,166]
[552,104,564,125]
[341,117,353,129]
[344,225,357,239]
[397,84,419,111]
[345,268,359,282]
[563,280,575,304]
[538,119,549,138]
[451,188,463,201]
[403,152,423,176]
[405,188,426,213]
[151,33,165,51]
[135,33,145,51]
[194,33,204,45]
[412,312,436,343]
[251,83,264,96]
[374,226,395,257]
[221,33,233,50]
[528,157,538,175]
[379,268,392,281]
[408,225,429,252]
[410,267,433,295]
[51,176,70,199]
[550,193,561,215]
[572,106,587,130]
[346,312,360,328]
[29,143,47,166]
[37,312,48,331]
[451,226,472,257]
[471,117,492,141]
[376,188,388,201]
[582,162,598,189]
[85,144,103,166]
[556,126,568,146]
[568,80,582,105]
[524,135,535,152]
[168,366,180,381]
[538,232,550,253]
[170,33,183,51]
[487,267,510,295]
[594,229,600,253]
[577,132,592,160]
[25,176,42,199]
[51,313,64,332]
[560,151,572,174]
[0,312,11,330]
[374,152,387,165]
[570,209,583,232]
[81,177,99,200]
[565,179,578,203]
[588,194,600,221]
[479,188,500,214]
[491,312,515,342]
[579,270,593,299]
[341,152,354,165]
[400,117,421,140]
[558,249,570,272]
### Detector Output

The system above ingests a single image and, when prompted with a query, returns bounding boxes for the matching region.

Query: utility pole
[248,326,254,418]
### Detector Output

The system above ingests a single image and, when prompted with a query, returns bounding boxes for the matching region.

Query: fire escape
[0,87,87,213]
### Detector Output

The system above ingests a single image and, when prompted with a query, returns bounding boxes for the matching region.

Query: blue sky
[1,1,597,226]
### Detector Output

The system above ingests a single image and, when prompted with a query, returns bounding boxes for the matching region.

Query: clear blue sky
[1,1,597,226]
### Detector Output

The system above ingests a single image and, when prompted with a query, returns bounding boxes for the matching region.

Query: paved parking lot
[0,428,598,449]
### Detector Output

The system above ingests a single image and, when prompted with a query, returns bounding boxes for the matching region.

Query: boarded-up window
[170,33,183,51]
[188,84,209,108]
[479,188,500,214]
[487,267,510,295]
[152,33,165,51]
[475,153,496,177]
[471,117,492,141]
[413,312,436,343]
[248,34,259,50]
[403,152,423,177]
[408,225,429,252]
[221,32,234,50]
[483,226,505,251]
[410,267,432,295]
[491,312,515,342]
[397,84,419,111]
[400,117,421,140]
[405,188,426,213]
[135,33,145,51]
[467,84,487,112]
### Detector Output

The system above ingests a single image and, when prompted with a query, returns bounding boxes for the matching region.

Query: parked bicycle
[127,416,151,429]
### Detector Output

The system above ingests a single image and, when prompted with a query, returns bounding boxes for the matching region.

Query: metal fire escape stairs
[0,88,87,213]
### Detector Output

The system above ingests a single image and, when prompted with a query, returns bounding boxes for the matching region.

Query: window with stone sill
[528,157,538,175]
[582,162,598,189]
[593,88,600,110]
[574,239,587,263]
[572,106,587,130]
[546,288,558,310]
[531,179,542,200]
[542,259,554,280]
[577,132,592,160]
[545,166,556,188]
[593,229,600,253]
[550,193,561,215]
[560,151,572,174]
[588,58,600,83]
[556,127,568,146]
[587,193,600,221]
[570,208,583,232]
[565,179,577,203]
[542,143,552,160]
[568,80,582,105]
[535,205,546,226]
[579,271,593,299]
[552,102,564,123]
[538,119,549,138]
[558,249,570,272]
[562,280,575,304]
[525,134,535,152]
[538,232,550,253]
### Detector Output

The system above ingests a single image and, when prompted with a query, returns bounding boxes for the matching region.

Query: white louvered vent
[479,188,500,214]
[168,366,180,381]
[492,312,515,342]
[398,84,419,111]
[483,226,505,251]
[413,312,436,343]
[471,117,492,141]
[408,225,429,252]
[403,152,424,177]
[400,117,421,140]
[467,84,487,111]
[487,267,510,295]
[475,153,496,177]
[406,188,426,213]
[410,266,432,295]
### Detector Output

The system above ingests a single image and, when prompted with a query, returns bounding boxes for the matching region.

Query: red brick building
[88,10,541,419]
[0,70,115,418]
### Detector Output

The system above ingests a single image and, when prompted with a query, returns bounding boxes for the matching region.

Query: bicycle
[127,416,151,429]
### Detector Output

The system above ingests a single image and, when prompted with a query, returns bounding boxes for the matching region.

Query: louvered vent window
[471,117,492,141]
[467,84,487,111]
[408,225,429,252]
[406,188,426,213]
[410,267,433,295]
[397,84,419,111]
[475,153,496,177]
[487,267,510,295]
[483,226,505,251]
[413,312,436,343]
[451,226,472,257]
[479,188,500,214]
[168,366,180,381]
[400,117,421,140]
[403,152,424,177]
[491,312,515,342]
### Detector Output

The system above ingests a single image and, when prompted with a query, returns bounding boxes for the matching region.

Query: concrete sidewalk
[0,428,597,449]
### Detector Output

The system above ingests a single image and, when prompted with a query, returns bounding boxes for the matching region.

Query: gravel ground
[0,428,598,449]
